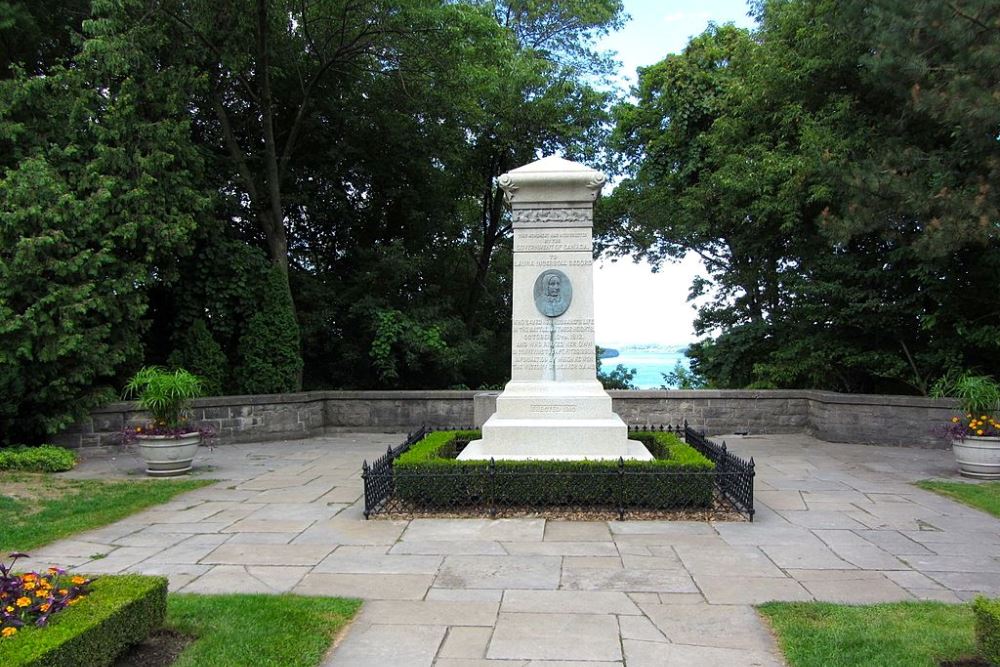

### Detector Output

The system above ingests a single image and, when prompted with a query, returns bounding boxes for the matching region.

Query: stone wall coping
[92,388,954,414]
[92,390,483,414]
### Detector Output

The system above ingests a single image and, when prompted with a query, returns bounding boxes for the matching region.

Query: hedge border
[973,596,1000,665]
[392,430,716,509]
[0,574,167,667]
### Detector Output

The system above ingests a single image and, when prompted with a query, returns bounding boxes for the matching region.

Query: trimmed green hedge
[973,596,1000,665]
[0,446,77,472]
[393,430,715,509]
[0,575,167,667]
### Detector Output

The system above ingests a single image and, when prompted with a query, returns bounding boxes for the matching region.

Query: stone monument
[458,155,651,461]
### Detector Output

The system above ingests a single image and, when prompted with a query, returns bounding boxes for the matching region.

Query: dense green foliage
[393,430,714,508]
[0,473,212,551]
[973,597,1000,666]
[600,0,1000,393]
[0,575,167,667]
[166,320,228,397]
[0,0,623,442]
[0,445,76,472]
[759,601,978,667]
[167,594,361,667]
[0,0,209,443]
[236,266,304,395]
[3,0,999,440]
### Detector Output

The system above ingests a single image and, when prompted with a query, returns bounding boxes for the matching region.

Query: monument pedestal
[458,156,651,462]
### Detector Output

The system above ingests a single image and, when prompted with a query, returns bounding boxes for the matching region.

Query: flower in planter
[0,553,93,638]
[932,373,1000,441]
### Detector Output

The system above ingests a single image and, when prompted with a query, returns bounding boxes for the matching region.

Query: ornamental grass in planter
[933,373,1000,479]
[121,367,211,477]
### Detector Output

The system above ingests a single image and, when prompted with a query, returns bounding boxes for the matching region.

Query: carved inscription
[530,404,577,413]
[512,209,591,225]
[512,318,595,371]
[514,229,592,253]
[515,258,591,267]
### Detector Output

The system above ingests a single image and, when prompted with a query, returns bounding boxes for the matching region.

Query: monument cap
[499,155,607,205]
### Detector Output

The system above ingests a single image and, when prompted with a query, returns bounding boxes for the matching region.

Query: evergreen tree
[167,319,228,396]
[236,266,303,395]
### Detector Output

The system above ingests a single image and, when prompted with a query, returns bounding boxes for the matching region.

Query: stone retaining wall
[54,389,955,449]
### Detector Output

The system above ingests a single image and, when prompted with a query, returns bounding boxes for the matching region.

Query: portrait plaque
[533,269,572,318]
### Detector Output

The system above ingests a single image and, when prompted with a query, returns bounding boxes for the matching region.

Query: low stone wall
[475,389,953,448]
[54,388,954,449]
[53,391,477,449]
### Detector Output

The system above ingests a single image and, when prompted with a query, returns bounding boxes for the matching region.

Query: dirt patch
[114,628,193,667]
[940,659,990,667]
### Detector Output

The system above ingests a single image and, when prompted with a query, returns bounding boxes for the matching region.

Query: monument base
[457,380,653,461]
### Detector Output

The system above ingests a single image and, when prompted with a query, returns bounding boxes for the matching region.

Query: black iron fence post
[362,460,370,519]
[617,457,626,520]
[488,458,497,519]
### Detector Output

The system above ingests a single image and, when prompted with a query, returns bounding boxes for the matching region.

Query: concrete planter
[136,432,201,477]
[952,435,1000,479]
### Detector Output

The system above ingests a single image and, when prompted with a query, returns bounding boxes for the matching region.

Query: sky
[592,0,757,347]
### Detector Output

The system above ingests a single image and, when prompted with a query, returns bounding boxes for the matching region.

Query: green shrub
[973,596,1000,665]
[236,266,303,394]
[0,445,76,472]
[167,319,228,396]
[393,430,715,509]
[0,574,167,667]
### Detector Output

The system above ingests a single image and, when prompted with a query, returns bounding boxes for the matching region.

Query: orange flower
[1,627,16,638]
[70,576,86,586]
[15,597,31,608]
[951,417,960,423]
[39,603,50,612]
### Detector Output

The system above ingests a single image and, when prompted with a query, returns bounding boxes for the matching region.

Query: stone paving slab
[35,431,1000,666]
[487,612,622,661]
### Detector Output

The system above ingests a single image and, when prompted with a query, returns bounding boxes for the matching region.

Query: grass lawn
[916,480,1000,519]
[0,471,213,552]
[166,594,361,667]
[759,601,978,667]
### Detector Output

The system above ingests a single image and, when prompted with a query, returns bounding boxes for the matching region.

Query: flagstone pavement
[21,431,1000,666]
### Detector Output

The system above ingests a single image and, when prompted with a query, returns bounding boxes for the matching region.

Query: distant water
[601,349,690,389]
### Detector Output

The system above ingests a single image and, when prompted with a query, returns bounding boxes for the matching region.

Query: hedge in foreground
[974,596,1000,665]
[393,430,715,509]
[0,446,76,472]
[0,574,167,667]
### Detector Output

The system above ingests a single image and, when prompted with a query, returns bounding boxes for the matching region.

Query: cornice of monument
[499,155,607,205]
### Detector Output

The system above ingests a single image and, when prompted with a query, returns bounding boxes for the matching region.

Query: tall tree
[601,0,1000,393]
[0,6,209,442]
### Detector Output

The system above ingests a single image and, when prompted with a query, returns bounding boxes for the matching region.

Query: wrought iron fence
[362,423,754,521]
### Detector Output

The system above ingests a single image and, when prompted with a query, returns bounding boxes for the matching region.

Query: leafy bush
[0,446,76,473]
[166,319,228,396]
[393,430,715,509]
[973,596,1000,666]
[0,573,166,666]
[236,266,303,395]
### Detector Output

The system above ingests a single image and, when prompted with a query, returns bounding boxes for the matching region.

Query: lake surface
[601,349,690,389]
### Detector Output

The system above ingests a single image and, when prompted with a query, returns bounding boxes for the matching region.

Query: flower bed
[377,429,718,516]
[0,556,166,667]
[1,554,92,639]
